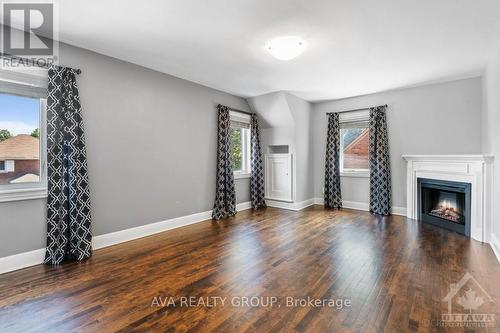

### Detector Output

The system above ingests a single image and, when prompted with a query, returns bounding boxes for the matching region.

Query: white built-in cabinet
[264,153,292,202]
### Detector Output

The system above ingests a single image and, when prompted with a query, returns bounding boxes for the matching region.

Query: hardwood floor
[0,206,499,332]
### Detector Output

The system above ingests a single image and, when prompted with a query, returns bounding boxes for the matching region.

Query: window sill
[0,187,48,203]
[234,172,251,180]
[340,171,369,178]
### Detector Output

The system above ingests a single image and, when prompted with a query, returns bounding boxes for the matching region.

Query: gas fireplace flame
[440,200,455,210]
[430,199,463,223]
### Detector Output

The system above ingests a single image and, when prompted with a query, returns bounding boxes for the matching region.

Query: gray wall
[483,47,500,244]
[0,43,251,257]
[312,78,483,208]
[284,93,314,202]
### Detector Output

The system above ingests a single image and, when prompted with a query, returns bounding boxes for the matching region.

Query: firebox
[417,178,471,236]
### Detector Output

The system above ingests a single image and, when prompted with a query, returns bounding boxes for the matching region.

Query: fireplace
[417,178,471,236]
[404,155,492,242]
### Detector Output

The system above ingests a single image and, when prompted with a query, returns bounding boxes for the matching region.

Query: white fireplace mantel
[403,154,493,243]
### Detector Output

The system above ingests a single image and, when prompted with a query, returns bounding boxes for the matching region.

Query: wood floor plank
[0,206,499,332]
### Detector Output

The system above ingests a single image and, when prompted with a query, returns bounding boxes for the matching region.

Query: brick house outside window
[0,134,40,185]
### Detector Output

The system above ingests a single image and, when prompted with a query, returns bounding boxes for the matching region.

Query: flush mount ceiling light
[267,36,306,61]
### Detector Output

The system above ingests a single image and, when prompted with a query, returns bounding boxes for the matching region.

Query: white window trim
[234,172,251,180]
[339,110,370,178]
[339,110,369,123]
[230,111,251,179]
[0,73,48,202]
[0,187,48,203]
[0,69,47,89]
[340,170,370,178]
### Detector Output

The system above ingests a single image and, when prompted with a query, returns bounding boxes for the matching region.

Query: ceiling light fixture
[267,36,306,61]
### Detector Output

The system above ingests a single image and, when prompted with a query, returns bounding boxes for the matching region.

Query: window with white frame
[339,111,369,176]
[0,73,47,201]
[229,111,251,178]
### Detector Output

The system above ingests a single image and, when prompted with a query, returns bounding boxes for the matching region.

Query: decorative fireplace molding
[403,155,493,243]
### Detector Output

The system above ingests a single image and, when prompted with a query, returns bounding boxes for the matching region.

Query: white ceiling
[9,0,500,101]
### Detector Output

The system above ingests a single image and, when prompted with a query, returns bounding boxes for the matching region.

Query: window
[229,111,251,179]
[339,111,369,177]
[0,74,47,201]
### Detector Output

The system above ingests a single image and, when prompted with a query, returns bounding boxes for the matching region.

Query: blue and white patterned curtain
[369,106,392,215]
[212,104,236,219]
[44,65,92,265]
[324,112,342,208]
[250,114,266,209]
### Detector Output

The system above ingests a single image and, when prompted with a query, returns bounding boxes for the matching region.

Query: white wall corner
[490,233,500,264]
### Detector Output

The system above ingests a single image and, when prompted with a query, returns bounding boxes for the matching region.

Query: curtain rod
[327,104,387,115]
[228,107,254,116]
[0,53,82,74]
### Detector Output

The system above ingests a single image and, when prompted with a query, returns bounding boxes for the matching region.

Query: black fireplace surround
[417,178,471,236]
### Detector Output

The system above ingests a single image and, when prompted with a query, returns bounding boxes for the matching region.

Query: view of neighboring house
[0,134,40,185]
[343,128,369,170]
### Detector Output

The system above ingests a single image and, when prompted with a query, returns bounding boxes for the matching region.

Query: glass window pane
[0,93,40,185]
[230,127,243,171]
[341,127,369,170]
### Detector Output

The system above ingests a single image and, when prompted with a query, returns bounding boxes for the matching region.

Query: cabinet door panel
[265,154,292,202]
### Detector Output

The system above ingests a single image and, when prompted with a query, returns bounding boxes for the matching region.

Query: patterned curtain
[369,106,392,215]
[212,104,236,219]
[44,65,92,265]
[250,114,266,209]
[324,112,342,208]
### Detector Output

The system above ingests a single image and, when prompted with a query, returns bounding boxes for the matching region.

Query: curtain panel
[324,112,342,208]
[212,104,237,219]
[369,106,392,215]
[44,65,92,265]
[250,114,266,209]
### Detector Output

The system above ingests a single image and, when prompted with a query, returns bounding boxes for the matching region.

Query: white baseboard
[313,197,324,205]
[490,233,500,264]
[266,198,315,211]
[342,200,369,211]
[391,206,408,216]
[3,199,489,274]
[0,201,252,275]
[0,248,46,275]
[312,197,407,216]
